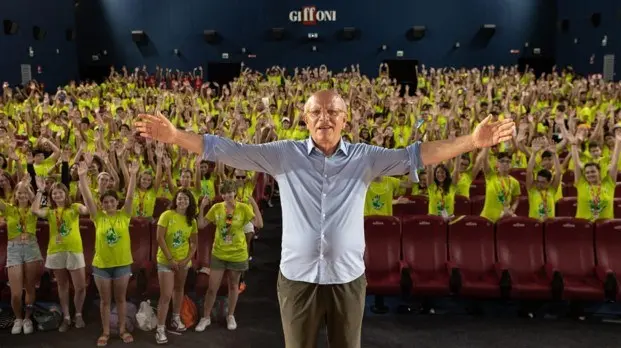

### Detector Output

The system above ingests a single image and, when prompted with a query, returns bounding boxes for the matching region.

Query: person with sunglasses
[195,180,263,332]
[136,89,515,348]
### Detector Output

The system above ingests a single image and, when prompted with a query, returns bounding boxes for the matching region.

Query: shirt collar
[306,136,349,157]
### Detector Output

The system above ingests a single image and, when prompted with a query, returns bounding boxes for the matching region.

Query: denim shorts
[92,265,132,280]
[210,255,249,272]
[157,262,191,273]
[6,240,43,267]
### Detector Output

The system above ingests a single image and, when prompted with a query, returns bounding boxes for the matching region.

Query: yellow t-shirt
[156,210,198,264]
[34,157,56,177]
[364,177,400,216]
[4,204,37,240]
[200,178,216,200]
[455,171,473,198]
[576,175,615,221]
[527,187,557,221]
[46,203,83,254]
[236,181,255,203]
[428,183,457,216]
[480,173,521,222]
[206,202,254,262]
[132,188,157,217]
[92,210,133,268]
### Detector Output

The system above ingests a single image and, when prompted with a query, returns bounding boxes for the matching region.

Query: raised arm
[123,161,139,215]
[77,161,98,218]
[136,112,282,174]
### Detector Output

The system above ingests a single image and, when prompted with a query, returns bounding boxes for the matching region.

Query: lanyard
[498,177,510,206]
[437,186,446,211]
[137,189,147,216]
[17,207,28,234]
[55,208,64,229]
[589,184,602,214]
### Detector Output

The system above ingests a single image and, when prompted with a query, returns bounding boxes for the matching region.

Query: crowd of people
[0,62,617,345]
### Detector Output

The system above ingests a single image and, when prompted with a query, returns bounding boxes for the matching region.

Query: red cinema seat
[514,196,529,217]
[36,221,50,260]
[563,185,577,197]
[127,217,152,297]
[392,195,428,218]
[594,219,621,301]
[447,215,501,298]
[544,217,603,301]
[615,183,621,197]
[194,224,228,297]
[556,197,577,217]
[470,195,485,215]
[615,198,621,219]
[401,215,450,296]
[562,171,574,186]
[496,217,550,299]
[79,218,97,295]
[469,180,486,197]
[509,168,527,183]
[364,216,402,296]
[152,197,171,220]
[453,195,471,216]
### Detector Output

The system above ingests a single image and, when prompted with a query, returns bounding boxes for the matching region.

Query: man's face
[304,92,346,144]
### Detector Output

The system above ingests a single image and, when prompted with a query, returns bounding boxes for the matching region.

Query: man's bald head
[303,90,347,152]
[304,90,347,114]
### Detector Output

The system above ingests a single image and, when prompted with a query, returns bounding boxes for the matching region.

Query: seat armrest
[543,263,558,280]
[595,265,614,282]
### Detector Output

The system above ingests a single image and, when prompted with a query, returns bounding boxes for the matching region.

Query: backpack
[180,296,197,329]
[33,303,62,331]
[109,302,137,335]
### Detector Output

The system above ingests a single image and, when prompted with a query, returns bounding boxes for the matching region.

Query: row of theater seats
[0,218,229,301]
[394,195,621,219]
[364,215,621,305]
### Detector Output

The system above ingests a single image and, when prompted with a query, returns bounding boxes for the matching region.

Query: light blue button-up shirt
[202,134,423,284]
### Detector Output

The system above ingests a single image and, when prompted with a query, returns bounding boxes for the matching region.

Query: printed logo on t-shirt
[105,228,120,246]
[172,230,183,248]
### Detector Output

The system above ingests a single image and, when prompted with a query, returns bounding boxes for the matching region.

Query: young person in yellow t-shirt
[154,189,198,344]
[427,164,458,219]
[196,180,263,332]
[475,149,521,222]
[32,181,90,333]
[525,143,561,221]
[0,180,41,335]
[78,160,138,346]
[569,134,621,221]
[364,176,408,216]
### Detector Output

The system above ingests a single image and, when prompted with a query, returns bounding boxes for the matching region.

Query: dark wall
[76,0,557,79]
[0,0,78,89]
[556,0,621,79]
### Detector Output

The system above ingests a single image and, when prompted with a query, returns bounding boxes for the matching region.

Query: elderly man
[136,90,514,348]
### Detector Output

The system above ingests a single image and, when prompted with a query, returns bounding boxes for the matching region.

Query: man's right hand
[135,112,178,144]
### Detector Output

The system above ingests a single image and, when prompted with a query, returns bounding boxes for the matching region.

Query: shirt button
[322,193,326,197]
[322,214,326,218]
[324,174,327,178]
[319,254,324,260]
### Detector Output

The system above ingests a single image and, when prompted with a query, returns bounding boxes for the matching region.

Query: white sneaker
[22,319,34,334]
[226,315,237,330]
[195,317,211,332]
[155,327,168,344]
[171,316,186,332]
[11,319,23,335]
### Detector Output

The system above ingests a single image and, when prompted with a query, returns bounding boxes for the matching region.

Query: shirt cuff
[202,134,216,162]
[406,141,424,183]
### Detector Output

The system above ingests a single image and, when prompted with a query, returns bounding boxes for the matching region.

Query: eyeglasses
[306,109,346,120]
[236,176,246,180]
